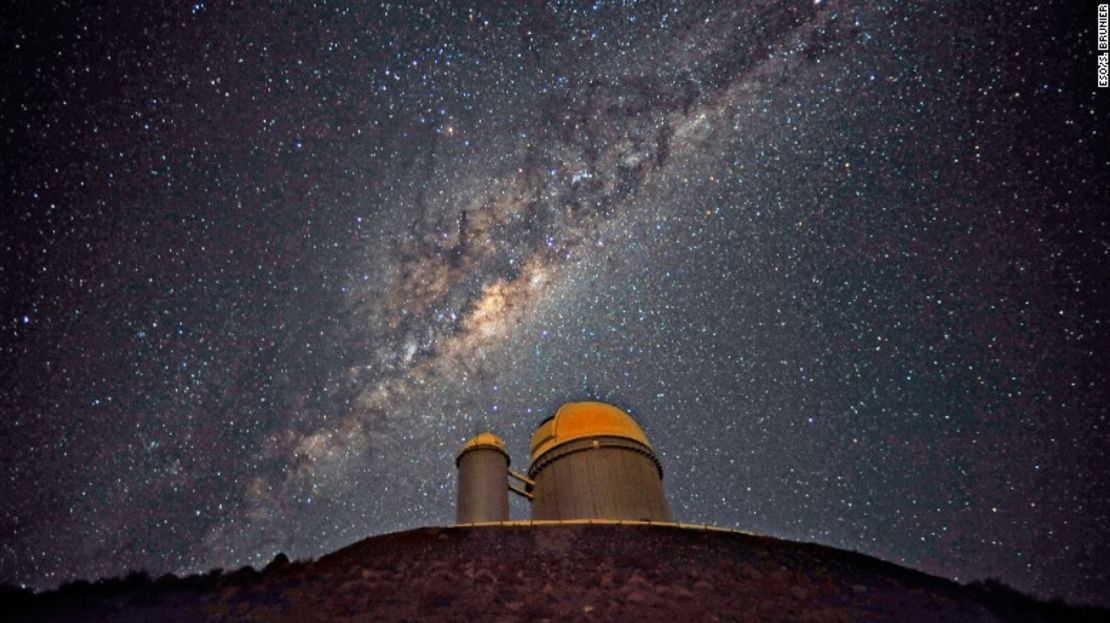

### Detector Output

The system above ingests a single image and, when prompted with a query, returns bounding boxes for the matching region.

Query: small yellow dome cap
[457,432,509,465]
[530,401,652,463]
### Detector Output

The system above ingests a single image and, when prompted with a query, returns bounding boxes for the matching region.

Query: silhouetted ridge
[3,525,1105,622]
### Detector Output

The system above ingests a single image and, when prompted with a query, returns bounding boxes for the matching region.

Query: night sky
[3,0,1109,607]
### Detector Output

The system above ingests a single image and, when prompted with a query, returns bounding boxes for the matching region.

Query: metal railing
[452,518,758,536]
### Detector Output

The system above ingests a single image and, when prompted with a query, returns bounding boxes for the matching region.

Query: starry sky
[2,0,1109,607]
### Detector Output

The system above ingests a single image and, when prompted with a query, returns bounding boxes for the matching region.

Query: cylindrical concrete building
[527,401,670,521]
[456,432,510,523]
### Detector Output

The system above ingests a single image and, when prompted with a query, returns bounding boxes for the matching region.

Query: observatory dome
[457,432,509,466]
[529,401,653,464]
[455,432,511,523]
[453,401,670,522]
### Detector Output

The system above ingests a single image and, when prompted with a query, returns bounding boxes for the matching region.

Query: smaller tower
[455,432,510,523]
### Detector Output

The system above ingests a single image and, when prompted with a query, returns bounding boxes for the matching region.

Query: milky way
[2,0,1108,607]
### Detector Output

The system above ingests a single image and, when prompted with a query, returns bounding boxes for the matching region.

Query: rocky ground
[4,524,1105,622]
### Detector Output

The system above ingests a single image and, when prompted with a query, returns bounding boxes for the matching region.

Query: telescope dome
[457,432,509,466]
[530,401,652,464]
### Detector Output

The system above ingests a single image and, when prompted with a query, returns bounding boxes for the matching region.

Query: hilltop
[4,524,1105,622]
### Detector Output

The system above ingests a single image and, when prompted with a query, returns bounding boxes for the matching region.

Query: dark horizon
[4,524,1110,622]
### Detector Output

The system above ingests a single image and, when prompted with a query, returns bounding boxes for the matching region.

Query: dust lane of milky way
[1,0,1108,609]
[227,4,843,553]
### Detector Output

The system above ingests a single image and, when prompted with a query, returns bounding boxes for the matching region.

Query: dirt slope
[6,524,1105,622]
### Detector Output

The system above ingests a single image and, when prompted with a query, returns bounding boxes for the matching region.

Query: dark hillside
[5,524,1105,622]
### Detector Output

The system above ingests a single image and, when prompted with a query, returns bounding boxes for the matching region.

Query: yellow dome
[530,401,652,463]
[457,432,509,465]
